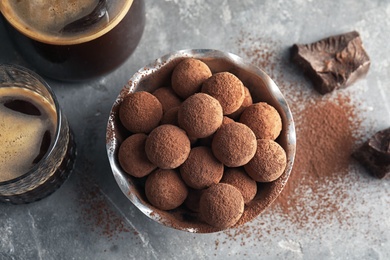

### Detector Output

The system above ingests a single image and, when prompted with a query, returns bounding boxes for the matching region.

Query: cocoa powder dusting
[275,94,360,225]
[77,180,132,240]
[78,115,143,244]
[217,32,370,245]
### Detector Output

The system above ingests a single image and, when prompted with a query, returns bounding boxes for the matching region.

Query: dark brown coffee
[0,87,56,182]
[0,65,76,204]
[0,0,145,81]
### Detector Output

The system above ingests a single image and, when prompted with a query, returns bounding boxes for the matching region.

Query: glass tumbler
[0,64,76,204]
[0,0,145,81]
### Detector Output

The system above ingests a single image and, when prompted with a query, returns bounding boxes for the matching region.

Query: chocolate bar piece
[291,31,370,95]
[352,127,390,179]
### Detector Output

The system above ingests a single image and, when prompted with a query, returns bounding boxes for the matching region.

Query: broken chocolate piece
[352,127,390,179]
[291,31,370,95]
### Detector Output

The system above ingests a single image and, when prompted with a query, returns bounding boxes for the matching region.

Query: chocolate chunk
[291,31,370,95]
[352,127,390,179]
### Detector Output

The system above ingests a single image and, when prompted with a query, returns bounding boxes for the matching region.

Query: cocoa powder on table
[274,94,361,224]
[217,32,368,244]
[229,92,362,231]
[76,163,136,241]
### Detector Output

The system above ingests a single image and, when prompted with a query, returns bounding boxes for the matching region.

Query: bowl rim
[106,49,296,233]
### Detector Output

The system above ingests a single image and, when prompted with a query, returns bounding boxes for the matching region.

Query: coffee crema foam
[9,0,99,35]
[0,87,57,182]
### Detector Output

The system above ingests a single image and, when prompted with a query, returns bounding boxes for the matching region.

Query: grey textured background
[0,0,389,259]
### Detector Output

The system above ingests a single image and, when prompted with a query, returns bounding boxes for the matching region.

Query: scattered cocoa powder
[216,32,369,245]
[102,34,374,250]
[76,169,135,241]
[274,93,361,224]
[78,116,143,243]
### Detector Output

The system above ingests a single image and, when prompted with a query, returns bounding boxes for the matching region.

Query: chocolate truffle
[212,122,257,167]
[352,127,390,179]
[291,31,370,95]
[240,102,282,140]
[222,116,234,125]
[145,124,191,169]
[119,91,163,133]
[229,87,253,120]
[161,107,179,126]
[152,87,182,113]
[202,72,245,115]
[180,146,224,189]
[244,139,287,182]
[199,183,244,229]
[118,133,156,178]
[198,116,234,147]
[184,188,204,212]
[221,168,257,204]
[145,169,188,210]
[178,93,223,138]
[171,58,212,99]
[161,109,200,144]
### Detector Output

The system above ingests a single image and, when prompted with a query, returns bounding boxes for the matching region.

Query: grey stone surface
[0,0,389,259]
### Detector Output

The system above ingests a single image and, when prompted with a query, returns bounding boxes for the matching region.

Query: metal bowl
[106,49,296,233]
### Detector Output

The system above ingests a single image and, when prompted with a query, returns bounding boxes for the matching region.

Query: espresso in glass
[0,0,145,81]
[0,87,56,183]
[0,64,76,204]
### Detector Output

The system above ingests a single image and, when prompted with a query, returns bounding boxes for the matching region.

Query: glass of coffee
[0,0,145,81]
[0,64,76,204]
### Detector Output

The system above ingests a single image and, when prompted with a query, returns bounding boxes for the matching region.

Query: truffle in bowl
[106,49,296,233]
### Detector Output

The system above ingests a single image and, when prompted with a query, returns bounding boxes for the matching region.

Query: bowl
[106,49,296,233]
